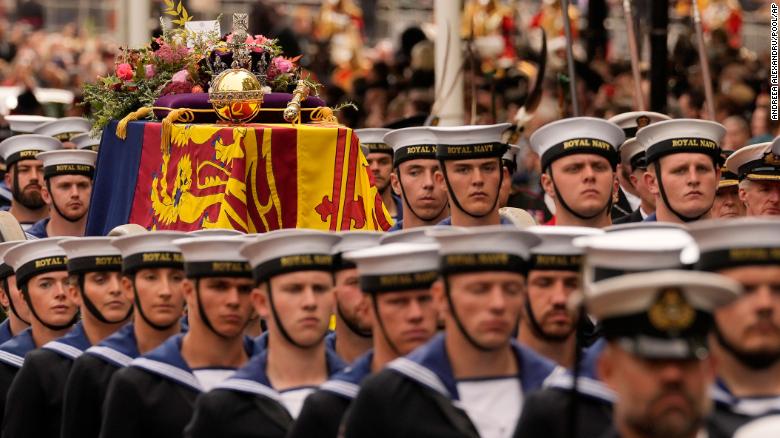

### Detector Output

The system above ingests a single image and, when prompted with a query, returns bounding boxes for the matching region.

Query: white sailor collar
[388,333,558,402]
[131,333,258,393]
[541,339,616,404]
[712,379,780,417]
[42,321,91,360]
[85,323,139,368]
[216,345,347,401]
[0,327,36,368]
[320,350,374,400]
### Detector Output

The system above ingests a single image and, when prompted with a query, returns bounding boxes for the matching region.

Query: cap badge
[648,287,695,332]
[763,153,780,166]
[635,115,651,129]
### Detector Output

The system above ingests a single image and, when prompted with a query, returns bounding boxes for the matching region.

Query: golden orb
[208,68,265,124]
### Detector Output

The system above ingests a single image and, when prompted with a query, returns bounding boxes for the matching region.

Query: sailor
[356,128,402,223]
[100,234,257,438]
[710,150,745,218]
[184,229,346,438]
[689,218,780,434]
[608,111,671,220]
[0,134,60,229]
[636,119,724,223]
[588,270,741,438]
[0,116,56,209]
[518,226,602,368]
[27,149,97,238]
[289,242,440,438]
[383,127,449,231]
[431,124,513,226]
[343,226,558,438]
[64,230,185,438]
[612,138,656,223]
[724,139,780,216]
[327,231,383,363]
[529,117,625,228]
[1,238,79,438]
[32,117,92,149]
[0,212,31,344]
[516,226,698,438]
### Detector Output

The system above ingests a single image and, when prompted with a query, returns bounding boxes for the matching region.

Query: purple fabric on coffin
[153,92,326,124]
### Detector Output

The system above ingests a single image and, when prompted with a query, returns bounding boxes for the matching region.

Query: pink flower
[116,63,134,81]
[272,57,293,74]
[144,64,155,79]
[171,69,189,83]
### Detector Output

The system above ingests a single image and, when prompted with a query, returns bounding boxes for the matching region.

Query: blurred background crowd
[0,0,777,199]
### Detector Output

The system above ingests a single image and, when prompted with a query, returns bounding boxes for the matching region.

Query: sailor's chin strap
[653,161,709,222]
[194,278,251,340]
[547,167,613,221]
[265,280,328,349]
[523,297,574,342]
[131,275,180,331]
[336,300,372,338]
[20,283,78,331]
[369,294,402,356]
[439,158,503,219]
[46,180,87,223]
[77,273,133,325]
[3,277,30,326]
[395,170,448,222]
[442,275,501,352]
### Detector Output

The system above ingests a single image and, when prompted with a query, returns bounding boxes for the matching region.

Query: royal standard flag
[86,120,393,235]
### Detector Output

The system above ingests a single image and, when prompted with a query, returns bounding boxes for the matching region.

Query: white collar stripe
[86,345,133,367]
[388,357,450,398]
[131,357,203,392]
[320,380,360,399]
[42,341,84,359]
[0,351,24,367]
[543,372,616,403]
[215,378,281,402]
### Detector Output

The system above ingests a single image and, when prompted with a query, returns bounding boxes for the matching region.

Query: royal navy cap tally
[186,228,245,237]
[4,238,68,287]
[431,123,510,161]
[32,117,91,141]
[608,111,671,140]
[574,227,697,285]
[383,127,438,167]
[636,119,725,164]
[173,236,252,278]
[36,149,97,179]
[429,225,540,275]
[332,231,384,271]
[240,229,340,283]
[529,117,624,171]
[587,269,741,359]
[345,242,440,293]
[0,241,24,280]
[4,115,56,134]
[718,150,740,189]
[59,237,122,275]
[111,231,186,273]
[356,128,392,156]
[70,133,101,151]
[725,141,780,182]
[0,134,61,167]
[527,226,602,271]
[619,138,647,171]
[688,218,780,272]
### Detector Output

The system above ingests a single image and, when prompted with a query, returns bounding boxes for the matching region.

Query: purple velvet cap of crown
[153,92,326,124]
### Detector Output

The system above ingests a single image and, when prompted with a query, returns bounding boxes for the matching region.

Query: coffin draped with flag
[86,120,393,235]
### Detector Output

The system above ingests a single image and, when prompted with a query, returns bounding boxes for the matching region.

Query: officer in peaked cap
[290,242,440,438]
[518,226,602,368]
[28,149,97,238]
[2,238,78,438]
[613,138,656,224]
[608,111,671,220]
[589,270,741,438]
[636,119,725,223]
[530,117,625,229]
[328,231,383,363]
[344,226,558,438]
[383,127,449,231]
[71,133,101,152]
[33,117,92,149]
[724,139,780,217]
[710,150,745,219]
[688,218,780,435]
[0,134,60,229]
[431,123,513,227]
[185,229,346,438]
[356,128,401,223]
